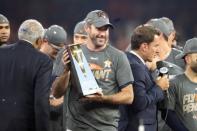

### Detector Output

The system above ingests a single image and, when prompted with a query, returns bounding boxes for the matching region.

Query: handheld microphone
[156,61,170,99]
[156,61,169,77]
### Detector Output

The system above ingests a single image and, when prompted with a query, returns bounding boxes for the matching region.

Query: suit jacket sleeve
[131,63,164,112]
[34,57,53,131]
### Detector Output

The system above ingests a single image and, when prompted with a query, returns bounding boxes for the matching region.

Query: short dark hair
[131,25,161,50]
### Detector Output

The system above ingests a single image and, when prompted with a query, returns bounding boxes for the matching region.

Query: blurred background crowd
[1,0,197,50]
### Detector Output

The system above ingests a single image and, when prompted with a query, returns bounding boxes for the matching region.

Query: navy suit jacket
[0,40,53,131]
[119,52,164,131]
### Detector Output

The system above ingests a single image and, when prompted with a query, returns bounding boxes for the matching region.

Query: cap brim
[50,43,63,50]
[175,52,185,59]
[94,21,114,29]
[163,61,183,75]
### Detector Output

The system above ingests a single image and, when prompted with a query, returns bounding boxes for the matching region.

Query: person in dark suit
[0,19,53,131]
[146,18,186,131]
[119,25,169,131]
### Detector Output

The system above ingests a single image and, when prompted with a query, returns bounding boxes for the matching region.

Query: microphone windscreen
[156,61,165,69]
[156,61,169,76]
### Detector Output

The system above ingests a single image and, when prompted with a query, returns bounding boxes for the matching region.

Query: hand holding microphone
[156,61,170,91]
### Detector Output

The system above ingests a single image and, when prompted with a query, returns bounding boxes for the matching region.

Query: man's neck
[130,50,146,65]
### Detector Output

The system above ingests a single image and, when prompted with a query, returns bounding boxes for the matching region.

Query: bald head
[18,19,44,44]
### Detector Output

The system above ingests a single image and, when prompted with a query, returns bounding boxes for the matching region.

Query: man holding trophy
[52,10,134,131]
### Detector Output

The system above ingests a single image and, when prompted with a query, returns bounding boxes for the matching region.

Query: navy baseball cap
[44,25,67,47]
[0,14,9,24]
[176,38,197,59]
[85,10,113,28]
[146,18,171,36]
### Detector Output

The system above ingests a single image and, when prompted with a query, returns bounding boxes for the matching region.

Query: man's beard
[90,34,107,47]
[190,64,197,73]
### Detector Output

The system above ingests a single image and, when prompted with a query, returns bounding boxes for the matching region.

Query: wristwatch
[49,95,56,100]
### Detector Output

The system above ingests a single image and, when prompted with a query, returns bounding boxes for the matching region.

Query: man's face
[156,34,170,60]
[74,33,88,44]
[41,40,64,60]
[168,31,176,47]
[145,35,162,62]
[186,53,197,73]
[48,43,64,60]
[0,23,10,44]
[86,24,109,48]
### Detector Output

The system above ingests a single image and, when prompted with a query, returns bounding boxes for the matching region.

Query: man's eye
[81,36,87,39]
[5,26,10,29]
[75,36,79,39]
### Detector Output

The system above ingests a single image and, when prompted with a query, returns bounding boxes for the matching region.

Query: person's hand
[49,96,64,107]
[156,75,170,91]
[62,49,70,71]
[80,91,104,102]
[146,56,160,71]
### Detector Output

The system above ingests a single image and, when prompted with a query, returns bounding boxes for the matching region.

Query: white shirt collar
[21,39,33,45]
[130,50,146,65]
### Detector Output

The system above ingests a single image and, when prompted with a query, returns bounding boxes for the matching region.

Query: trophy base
[83,88,102,96]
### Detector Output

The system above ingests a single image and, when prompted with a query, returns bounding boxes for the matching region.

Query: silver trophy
[68,44,102,96]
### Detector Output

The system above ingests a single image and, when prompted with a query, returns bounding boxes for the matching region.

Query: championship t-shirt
[67,44,134,131]
[168,74,197,131]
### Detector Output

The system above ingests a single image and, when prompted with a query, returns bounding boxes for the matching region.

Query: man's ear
[33,38,43,49]
[140,42,148,52]
[184,55,190,64]
[84,23,89,33]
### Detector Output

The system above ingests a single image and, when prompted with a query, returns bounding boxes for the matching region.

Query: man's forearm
[102,84,134,104]
[51,71,70,98]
